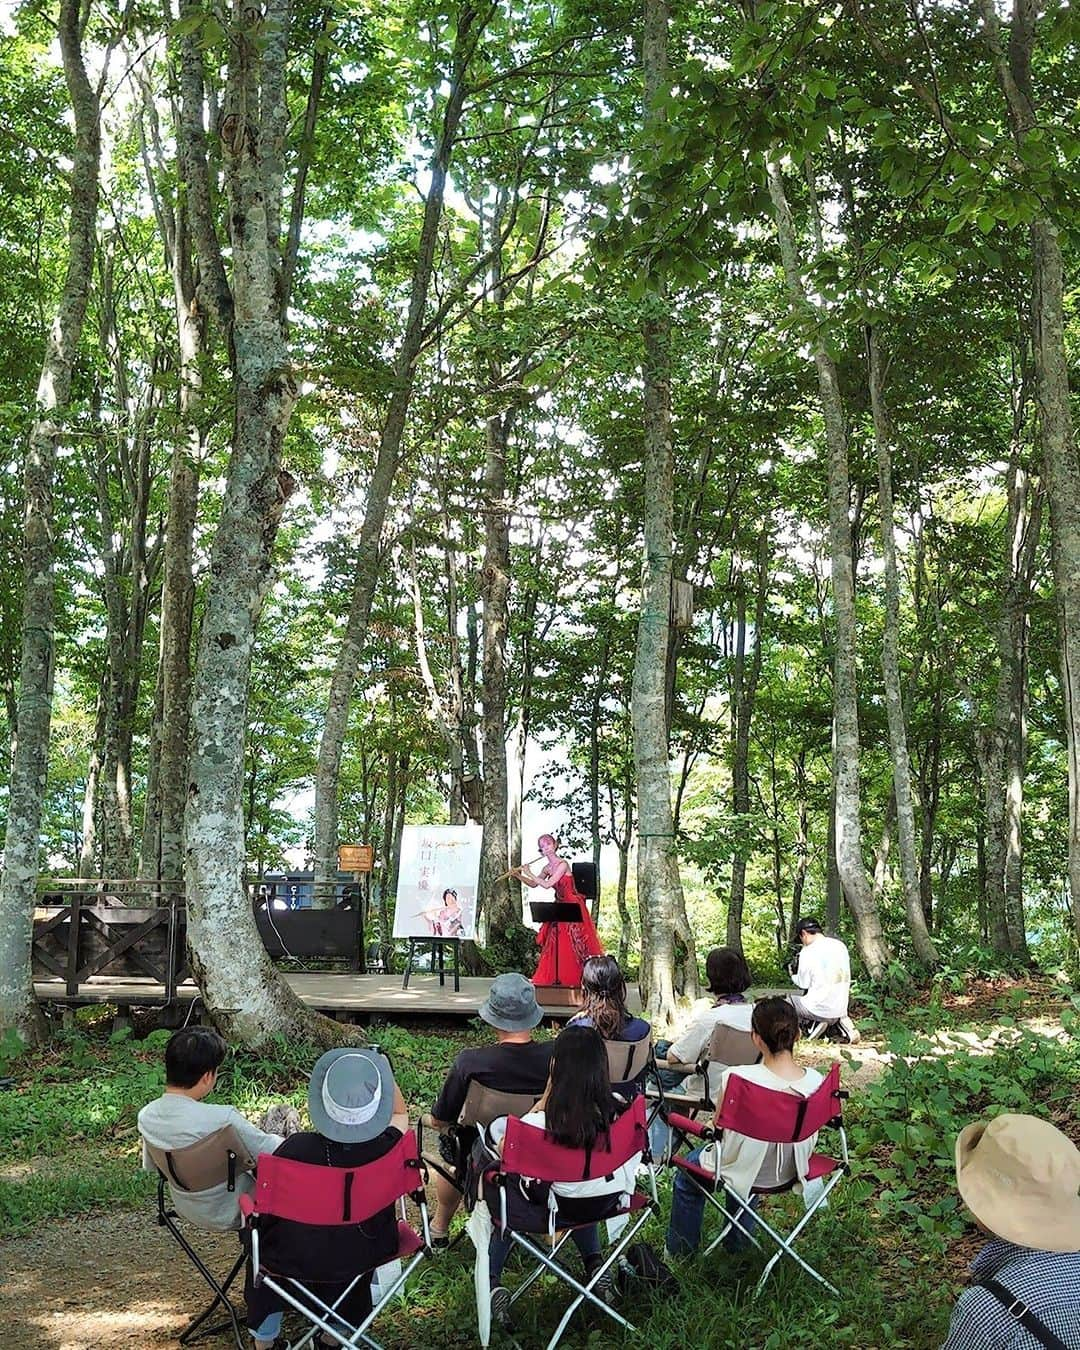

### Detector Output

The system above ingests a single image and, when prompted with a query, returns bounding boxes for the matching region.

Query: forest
[1,0,1079,1047]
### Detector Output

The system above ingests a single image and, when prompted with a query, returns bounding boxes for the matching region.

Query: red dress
[532,872,605,987]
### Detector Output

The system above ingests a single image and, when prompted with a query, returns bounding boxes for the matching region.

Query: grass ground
[1,974,1077,1349]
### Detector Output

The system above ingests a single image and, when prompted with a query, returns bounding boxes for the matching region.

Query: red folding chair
[486,1093,656,1350]
[239,1129,430,1350]
[666,1061,848,1296]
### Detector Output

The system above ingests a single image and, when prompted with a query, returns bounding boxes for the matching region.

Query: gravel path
[1,1208,242,1349]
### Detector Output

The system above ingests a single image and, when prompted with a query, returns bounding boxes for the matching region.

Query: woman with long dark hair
[485,1026,640,1325]
[568,955,650,1042]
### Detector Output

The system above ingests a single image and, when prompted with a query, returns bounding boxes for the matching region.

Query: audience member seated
[245,1047,409,1350]
[655,947,755,1101]
[567,955,649,1042]
[138,1027,284,1231]
[941,1112,1080,1350]
[427,973,554,1245]
[484,1025,642,1326]
[665,998,823,1259]
[788,916,860,1043]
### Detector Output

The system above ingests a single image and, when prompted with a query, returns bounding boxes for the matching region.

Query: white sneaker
[838,1016,861,1044]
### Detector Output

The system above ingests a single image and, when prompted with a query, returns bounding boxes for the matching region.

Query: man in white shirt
[138,1027,283,1231]
[788,916,859,1042]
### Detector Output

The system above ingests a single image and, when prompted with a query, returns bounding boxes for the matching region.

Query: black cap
[794,916,823,936]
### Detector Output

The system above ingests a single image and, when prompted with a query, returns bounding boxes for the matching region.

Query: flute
[498,855,543,883]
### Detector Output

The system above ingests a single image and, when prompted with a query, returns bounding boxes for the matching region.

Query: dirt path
[1,1208,244,1349]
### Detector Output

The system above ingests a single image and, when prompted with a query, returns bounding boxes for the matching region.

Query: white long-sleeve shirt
[138,1094,282,1231]
[792,935,851,1021]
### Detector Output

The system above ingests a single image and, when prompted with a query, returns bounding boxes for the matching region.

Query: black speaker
[572,861,598,902]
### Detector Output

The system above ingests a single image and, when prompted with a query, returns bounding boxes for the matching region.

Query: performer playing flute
[512,833,604,987]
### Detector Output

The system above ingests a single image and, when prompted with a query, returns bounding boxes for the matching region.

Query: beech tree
[0,0,101,1042]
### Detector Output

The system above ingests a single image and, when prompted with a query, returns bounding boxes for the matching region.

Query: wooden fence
[33,879,188,1000]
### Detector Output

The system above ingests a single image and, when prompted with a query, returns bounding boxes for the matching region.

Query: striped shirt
[942,1240,1080,1350]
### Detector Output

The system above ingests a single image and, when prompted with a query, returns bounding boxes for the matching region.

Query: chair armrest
[238,1193,256,1222]
[666,1112,712,1139]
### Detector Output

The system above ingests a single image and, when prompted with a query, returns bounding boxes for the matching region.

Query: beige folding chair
[418,1080,539,1188]
[602,1035,653,1088]
[143,1124,255,1349]
[651,1022,760,1117]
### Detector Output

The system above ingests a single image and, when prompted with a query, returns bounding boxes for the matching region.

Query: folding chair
[418,1079,539,1191]
[239,1129,430,1350]
[142,1125,251,1350]
[484,1093,656,1350]
[646,1022,760,1163]
[666,1061,848,1296]
[602,1034,653,1092]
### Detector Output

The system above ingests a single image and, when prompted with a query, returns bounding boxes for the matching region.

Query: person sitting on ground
[245,1047,410,1350]
[484,1025,642,1326]
[138,1027,285,1231]
[655,947,755,1101]
[666,998,824,1259]
[788,915,860,1043]
[941,1112,1080,1350]
[426,972,554,1245]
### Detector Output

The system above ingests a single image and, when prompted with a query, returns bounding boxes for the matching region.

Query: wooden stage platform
[31,972,642,1021]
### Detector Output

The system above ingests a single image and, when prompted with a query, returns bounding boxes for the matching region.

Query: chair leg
[175,1243,246,1349]
[747,1175,844,1299]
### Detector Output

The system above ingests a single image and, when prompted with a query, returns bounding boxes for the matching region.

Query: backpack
[615,1242,679,1297]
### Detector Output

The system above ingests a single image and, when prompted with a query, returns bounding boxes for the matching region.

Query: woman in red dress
[515,833,604,986]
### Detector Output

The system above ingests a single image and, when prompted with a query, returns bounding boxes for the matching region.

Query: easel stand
[529,901,582,988]
[402,937,461,991]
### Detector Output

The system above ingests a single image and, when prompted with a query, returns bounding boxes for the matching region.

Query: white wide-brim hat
[307,1047,395,1144]
[955,1112,1080,1252]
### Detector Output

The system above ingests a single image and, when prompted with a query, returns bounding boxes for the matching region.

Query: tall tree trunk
[0,0,100,1041]
[478,402,515,939]
[981,463,1041,954]
[310,5,485,899]
[866,326,937,964]
[766,159,892,977]
[508,704,527,877]
[182,0,342,1046]
[79,678,107,879]
[871,788,896,905]
[634,0,699,1026]
[139,650,165,879]
[157,227,204,882]
[980,0,1080,948]
[727,531,768,951]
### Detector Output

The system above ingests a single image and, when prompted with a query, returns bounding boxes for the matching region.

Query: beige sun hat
[955,1112,1080,1252]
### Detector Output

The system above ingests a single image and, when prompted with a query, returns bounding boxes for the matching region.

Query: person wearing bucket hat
[245,1049,409,1349]
[426,973,554,1245]
[942,1112,1080,1350]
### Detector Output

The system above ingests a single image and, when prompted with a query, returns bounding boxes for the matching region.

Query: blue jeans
[666,1147,759,1257]
[489,1223,601,1284]
[250,1311,282,1343]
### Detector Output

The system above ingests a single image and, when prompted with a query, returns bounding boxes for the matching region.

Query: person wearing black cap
[789,917,859,1042]
[246,1048,408,1350]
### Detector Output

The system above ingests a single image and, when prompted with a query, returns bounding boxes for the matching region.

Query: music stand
[529,901,581,988]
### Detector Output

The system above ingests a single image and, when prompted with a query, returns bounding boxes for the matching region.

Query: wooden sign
[339,844,374,874]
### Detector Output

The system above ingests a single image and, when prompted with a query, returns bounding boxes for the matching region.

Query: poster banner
[392,824,481,940]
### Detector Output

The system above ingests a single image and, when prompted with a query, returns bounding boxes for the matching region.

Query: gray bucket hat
[478,972,543,1032]
[308,1047,395,1143]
